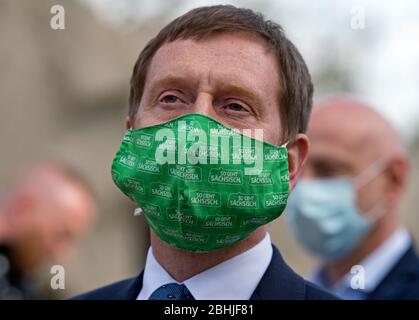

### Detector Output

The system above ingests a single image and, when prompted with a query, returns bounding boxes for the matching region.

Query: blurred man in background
[0,164,96,299]
[286,97,419,299]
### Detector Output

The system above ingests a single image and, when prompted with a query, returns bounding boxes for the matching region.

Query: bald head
[309,97,405,164]
[303,97,409,232]
[0,163,96,272]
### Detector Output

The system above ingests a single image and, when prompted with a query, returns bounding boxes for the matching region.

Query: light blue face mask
[285,161,387,261]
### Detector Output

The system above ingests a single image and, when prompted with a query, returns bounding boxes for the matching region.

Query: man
[0,163,96,299]
[286,97,419,299]
[74,5,335,300]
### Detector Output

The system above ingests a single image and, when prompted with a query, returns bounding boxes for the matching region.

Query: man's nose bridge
[192,92,215,117]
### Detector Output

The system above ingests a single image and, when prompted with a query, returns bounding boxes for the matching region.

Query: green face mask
[111,113,289,252]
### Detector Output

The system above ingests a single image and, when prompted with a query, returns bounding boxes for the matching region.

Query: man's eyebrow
[311,157,353,172]
[151,74,192,88]
[146,74,193,100]
[216,82,263,113]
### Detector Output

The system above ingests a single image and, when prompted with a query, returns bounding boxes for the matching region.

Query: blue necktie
[148,283,195,300]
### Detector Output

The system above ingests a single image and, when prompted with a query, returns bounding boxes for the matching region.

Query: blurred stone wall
[1,0,418,297]
[0,0,157,297]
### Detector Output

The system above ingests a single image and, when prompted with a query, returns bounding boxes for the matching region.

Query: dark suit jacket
[367,244,419,300]
[73,245,337,300]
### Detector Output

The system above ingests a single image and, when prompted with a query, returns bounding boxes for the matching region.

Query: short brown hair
[128,5,313,141]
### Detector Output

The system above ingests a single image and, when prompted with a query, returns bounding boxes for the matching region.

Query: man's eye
[226,103,246,112]
[313,164,341,178]
[160,95,179,104]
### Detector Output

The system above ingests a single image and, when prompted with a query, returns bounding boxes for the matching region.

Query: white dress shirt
[137,232,273,300]
[311,228,411,299]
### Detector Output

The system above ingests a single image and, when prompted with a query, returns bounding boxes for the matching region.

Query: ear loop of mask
[280,140,289,148]
[352,158,390,222]
[353,157,388,188]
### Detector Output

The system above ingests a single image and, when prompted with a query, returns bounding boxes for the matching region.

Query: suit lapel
[114,272,144,300]
[250,245,306,300]
[368,244,419,300]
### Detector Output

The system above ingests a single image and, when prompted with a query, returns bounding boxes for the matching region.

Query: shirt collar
[137,232,273,300]
[311,227,411,299]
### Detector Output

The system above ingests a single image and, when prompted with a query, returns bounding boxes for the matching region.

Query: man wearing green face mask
[73,5,336,300]
[286,97,419,300]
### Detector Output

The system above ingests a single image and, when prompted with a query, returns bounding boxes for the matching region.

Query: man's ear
[287,133,310,191]
[125,116,132,130]
[384,155,410,209]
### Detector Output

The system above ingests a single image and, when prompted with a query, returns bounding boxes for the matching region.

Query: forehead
[307,108,379,166]
[145,32,280,91]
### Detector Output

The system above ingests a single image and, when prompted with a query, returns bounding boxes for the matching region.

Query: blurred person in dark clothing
[0,164,96,299]
[286,97,419,299]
